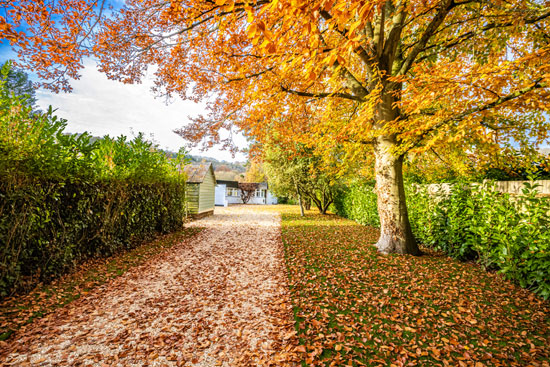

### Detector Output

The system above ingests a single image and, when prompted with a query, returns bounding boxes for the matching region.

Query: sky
[0,46,249,162]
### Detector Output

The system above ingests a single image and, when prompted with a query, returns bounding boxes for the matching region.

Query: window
[226,188,239,197]
[254,189,266,198]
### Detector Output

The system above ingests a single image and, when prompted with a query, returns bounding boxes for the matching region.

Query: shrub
[334,179,550,299]
[0,63,188,297]
[332,181,379,227]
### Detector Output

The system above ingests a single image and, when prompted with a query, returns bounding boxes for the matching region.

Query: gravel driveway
[0,206,298,366]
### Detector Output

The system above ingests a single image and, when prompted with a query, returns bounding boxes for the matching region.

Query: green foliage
[0,63,188,297]
[0,60,37,111]
[332,180,379,228]
[264,142,337,214]
[406,183,477,260]
[334,179,550,299]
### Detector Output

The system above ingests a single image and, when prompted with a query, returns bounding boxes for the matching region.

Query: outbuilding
[184,163,216,218]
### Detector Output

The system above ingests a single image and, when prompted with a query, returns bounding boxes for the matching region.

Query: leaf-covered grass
[279,205,550,367]
[0,227,202,341]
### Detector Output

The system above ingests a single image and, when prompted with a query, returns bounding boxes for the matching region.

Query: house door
[215,185,226,206]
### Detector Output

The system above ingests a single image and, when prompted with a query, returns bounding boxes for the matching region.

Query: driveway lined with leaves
[0,206,298,366]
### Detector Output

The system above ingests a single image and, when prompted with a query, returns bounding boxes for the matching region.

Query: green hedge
[333,181,379,228]
[333,180,550,299]
[0,63,188,296]
[0,178,186,296]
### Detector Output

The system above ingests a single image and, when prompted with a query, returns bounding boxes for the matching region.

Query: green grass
[279,205,550,367]
[0,227,202,340]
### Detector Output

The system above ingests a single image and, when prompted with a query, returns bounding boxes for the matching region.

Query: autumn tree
[264,143,336,214]
[5,0,550,254]
[238,182,259,204]
[244,160,267,183]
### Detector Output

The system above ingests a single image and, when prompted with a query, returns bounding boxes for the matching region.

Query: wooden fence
[424,180,550,198]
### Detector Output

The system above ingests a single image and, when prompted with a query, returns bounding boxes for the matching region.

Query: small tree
[264,142,336,215]
[0,61,37,111]
[238,182,259,204]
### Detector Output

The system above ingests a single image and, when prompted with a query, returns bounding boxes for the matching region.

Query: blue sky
[0,21,248,162]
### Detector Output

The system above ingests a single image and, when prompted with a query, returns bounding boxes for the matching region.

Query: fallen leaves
[0,206,300,366]
[0,228,202,341]
[2,205,548,367]
[280,206,550,366]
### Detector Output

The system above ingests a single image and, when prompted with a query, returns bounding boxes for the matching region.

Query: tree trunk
[373,135,421,255]
[304,199,311,211]
[321,200,332,215]
[295,183,305,217]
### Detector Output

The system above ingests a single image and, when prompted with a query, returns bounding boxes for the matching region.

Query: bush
[0,63,188,297]
[332,181,379,227]
[334,180,550,299]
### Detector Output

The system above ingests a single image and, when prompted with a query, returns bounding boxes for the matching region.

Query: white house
[215,180,278,206]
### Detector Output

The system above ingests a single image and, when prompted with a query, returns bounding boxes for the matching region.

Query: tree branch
[416,8,550,63]
[319,10,375,72]
[398,0,454,75]
[406,79,547,150]
[226,67,274,82]
[280,85,366,102]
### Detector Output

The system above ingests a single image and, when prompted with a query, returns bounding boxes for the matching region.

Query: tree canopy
[0,61,37,111]
[3,0,550,253]
[264,142,337,214]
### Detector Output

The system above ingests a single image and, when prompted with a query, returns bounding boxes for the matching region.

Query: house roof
[184,163,215,183]
[216,180,240,188]
[216,180,268,189]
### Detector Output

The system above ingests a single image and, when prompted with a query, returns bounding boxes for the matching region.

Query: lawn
[279,206,550,367]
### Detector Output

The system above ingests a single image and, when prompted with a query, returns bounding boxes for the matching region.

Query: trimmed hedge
[0,178,186,296]
[333,180,550,299]
[333,181,379,228]
[0,63,188,296]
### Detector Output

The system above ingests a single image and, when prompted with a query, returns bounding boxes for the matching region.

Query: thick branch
[319,10,375,73]
[318,33,370,97]
[383,0,407,63]
[280,85,366,102]
[398,0,454,75]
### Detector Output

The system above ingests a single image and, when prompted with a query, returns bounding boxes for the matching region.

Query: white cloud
[35,62,248,162]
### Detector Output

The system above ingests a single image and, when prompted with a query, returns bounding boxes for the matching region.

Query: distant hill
[187,155,246,181]
[188,155,245,172]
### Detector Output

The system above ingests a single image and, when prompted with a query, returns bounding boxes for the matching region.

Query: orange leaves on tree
[4,0,550,252]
